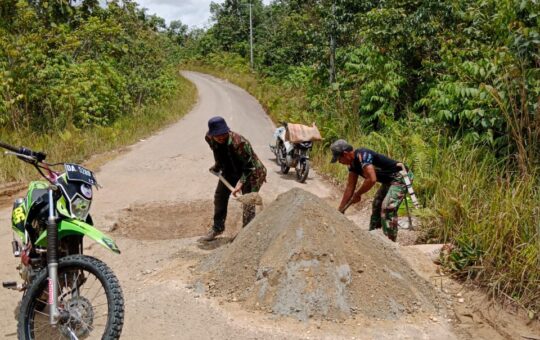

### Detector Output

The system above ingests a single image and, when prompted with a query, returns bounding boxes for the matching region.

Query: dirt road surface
[0,71,532,339]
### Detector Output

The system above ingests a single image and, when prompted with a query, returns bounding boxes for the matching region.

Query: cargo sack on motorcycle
[285,123,322,143]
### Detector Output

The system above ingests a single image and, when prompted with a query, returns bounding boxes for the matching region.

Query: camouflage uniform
[206,131,266,232]
[345,147,412,242]
[369,171,413,241]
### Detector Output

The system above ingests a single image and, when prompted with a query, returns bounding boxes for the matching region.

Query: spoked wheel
[295,159,309,183]
[18,255,124,340]
[278,144,290,174]
[280,162,290,174]
[275,142,283,166]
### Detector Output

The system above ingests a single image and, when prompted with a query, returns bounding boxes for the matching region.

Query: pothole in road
[111,200,243,240]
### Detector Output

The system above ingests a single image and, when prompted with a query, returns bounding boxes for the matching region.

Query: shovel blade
[236,192,263,205]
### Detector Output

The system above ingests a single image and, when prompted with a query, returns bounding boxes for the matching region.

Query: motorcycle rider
[330,139,412,242]
[199,116,267,242]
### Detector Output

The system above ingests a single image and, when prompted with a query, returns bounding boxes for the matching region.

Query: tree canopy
[188,0,539,171]
[0,0,188,131]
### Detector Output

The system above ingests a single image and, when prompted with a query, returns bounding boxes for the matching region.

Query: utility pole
[240,2,254,69]
[329,1,336,84]
[249,2,254,69]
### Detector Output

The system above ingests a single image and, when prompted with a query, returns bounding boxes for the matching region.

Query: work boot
[198,228,223,242]
[369,216,382,231]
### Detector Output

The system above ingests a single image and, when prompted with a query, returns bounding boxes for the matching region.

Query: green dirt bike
[0,141,124,339]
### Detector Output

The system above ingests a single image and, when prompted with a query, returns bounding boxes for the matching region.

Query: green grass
[182,58,540,317]
[426,147,540,314]
[0,72,197,183]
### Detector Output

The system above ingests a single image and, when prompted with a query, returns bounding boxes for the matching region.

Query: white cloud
[134,0,271,28]
[97,0,271,28]
[135,0,214,28]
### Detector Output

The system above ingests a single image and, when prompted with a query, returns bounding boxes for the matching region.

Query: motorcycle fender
[35,219,121,254]
[284,142,293,154]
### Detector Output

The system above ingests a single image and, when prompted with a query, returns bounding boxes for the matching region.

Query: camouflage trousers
[213,168,266,232]
[369,172,412,242]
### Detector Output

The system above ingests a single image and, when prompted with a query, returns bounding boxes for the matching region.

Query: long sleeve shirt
[205,131,266,185]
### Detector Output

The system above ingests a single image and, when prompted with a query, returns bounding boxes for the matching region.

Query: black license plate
[64,163,97,186]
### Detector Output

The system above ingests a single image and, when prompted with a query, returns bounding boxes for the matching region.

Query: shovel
[209,170,263,206]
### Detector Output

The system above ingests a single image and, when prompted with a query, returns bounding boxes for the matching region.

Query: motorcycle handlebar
[0,141,20,153]
[0,141,47,162]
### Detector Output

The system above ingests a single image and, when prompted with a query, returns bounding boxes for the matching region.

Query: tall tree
[168,20,189,46]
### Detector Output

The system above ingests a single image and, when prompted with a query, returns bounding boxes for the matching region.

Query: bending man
[331,139,412,242]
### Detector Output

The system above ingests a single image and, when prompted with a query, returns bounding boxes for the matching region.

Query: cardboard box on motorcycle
[285,123,322,143]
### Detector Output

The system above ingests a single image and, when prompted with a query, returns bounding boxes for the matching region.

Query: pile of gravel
[196,188,440,321]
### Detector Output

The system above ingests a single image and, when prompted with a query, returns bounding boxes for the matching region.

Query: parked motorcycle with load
[270,122,322,183]
[0,141,124,339]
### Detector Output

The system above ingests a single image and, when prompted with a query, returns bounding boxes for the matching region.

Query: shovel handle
[209,170,236,193]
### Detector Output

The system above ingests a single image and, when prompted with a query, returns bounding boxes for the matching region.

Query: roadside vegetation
[0,0,196,182]
[1,0,537,321]
[182,0,539,317]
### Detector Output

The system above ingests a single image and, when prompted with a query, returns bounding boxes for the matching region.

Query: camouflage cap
[330,139,353,163]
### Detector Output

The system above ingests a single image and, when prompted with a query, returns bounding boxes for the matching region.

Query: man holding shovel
[331,139,414,242]
[199,116,267,242]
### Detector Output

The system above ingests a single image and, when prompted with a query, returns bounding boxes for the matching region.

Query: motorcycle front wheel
[275,142,283,166]
[296,159,310,183]
[280,161,290,174]
[278,144,290,174]
[18,255,124,340]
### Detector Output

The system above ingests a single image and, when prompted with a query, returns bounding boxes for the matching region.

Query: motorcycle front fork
[46,188,60,325]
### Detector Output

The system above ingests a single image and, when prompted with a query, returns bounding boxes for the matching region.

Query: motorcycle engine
[288,156,299,167]
[18,261,39,283]
[286,154,293,166]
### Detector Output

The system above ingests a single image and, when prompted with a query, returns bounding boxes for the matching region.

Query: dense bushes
[0,0,182,131]
[0,0,196,182]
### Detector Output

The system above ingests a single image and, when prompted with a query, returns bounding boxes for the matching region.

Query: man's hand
[338,194,360,214]
[232,181,243,197]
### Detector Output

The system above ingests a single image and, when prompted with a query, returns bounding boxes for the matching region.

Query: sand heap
[197,188,440,321]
